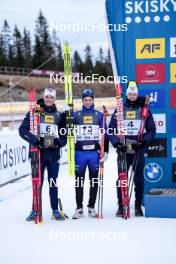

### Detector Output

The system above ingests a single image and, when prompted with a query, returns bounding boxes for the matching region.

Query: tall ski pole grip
[64,44,75,177]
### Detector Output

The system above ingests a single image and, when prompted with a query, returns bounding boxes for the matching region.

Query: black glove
[131,140,148,151]
[47,138,61,149]
[114,142,127,153]
[35,140,44,150]
[53,138,60,148]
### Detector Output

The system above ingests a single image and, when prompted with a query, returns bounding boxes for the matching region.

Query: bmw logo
[144,163,163,182]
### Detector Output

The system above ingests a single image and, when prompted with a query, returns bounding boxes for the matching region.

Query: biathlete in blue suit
[72,88,109,219]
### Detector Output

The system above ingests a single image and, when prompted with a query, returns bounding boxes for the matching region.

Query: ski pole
[97,106,109,219]
[128,96,150,203]
[115,83,130,219]
[58,198,69,219]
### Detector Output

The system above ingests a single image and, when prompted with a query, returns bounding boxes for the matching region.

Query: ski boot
[72,208,84,219]
[26,210,35,221]
[135,202,144,217]
[88,207,97,218]
[52,210,65,221]
[116,206,123,217]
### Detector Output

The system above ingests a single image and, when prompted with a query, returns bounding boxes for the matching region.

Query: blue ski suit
[19,99,67,210]
[108,97,156,206]
[74,104,109,209]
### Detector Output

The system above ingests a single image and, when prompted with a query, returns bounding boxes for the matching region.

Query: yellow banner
[136,38,165,59]
[170,63,176,83]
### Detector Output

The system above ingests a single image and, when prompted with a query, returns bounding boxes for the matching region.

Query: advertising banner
[106,0,176,192]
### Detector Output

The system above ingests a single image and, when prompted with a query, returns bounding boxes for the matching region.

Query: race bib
[75,125,100,141]
[40,123,58,138]
[124,119,142,136]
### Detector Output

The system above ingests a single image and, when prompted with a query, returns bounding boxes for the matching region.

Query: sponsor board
[139,89,165,108]
[172,138,176,157]
[170,37,176,57]
[170,89,176,108]
[136,64,165,84]
[170,63,176,83]
[148,138,167,158]
[153,114,166,133]
[144,163,163,183]
[136,38,165,59]
[0,133,30,185]
[125,0,176,25]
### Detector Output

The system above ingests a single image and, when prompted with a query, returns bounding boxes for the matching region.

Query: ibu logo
[144,163,163,182]
[125,0,176,24]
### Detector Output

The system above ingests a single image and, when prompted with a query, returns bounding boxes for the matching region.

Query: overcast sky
[0,0,109,58]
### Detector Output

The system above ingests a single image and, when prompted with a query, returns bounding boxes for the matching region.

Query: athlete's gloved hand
[114,142,127,153]
[131,140,148,151]
[47,138,61,149]
[53,138,60,148]
[62,104,71,113]
[35,140,44,150]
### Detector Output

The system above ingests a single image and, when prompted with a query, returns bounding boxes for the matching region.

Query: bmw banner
[106,0,176,193]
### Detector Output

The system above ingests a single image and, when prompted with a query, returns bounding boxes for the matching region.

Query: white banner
[172,138,176,158]
[153,114,166,134]
[0,132,31,185]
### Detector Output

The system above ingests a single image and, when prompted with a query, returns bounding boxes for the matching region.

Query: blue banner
[106,0,176,193]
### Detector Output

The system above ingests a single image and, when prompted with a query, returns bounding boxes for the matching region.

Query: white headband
[44,87,56,99]
[126,81,138,96]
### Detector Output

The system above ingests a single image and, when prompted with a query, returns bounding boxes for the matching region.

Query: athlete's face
[127,92,138,102]
[43,96,55,107]
[83,97,94,109]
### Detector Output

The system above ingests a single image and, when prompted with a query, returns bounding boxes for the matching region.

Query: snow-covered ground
[0,149,175,264]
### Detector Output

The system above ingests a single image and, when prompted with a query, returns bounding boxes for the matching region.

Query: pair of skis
[115,84,130,219]
[115,83,150,219]
[28,44,73,224]
[128,96,150,203]
[64,44,75,177]
[29,88,69,223]
[29,87,43,224]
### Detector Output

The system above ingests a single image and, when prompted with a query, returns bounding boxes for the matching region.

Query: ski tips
[64,43,71,53]
[115,83,122,95]
[28,86,36,101]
